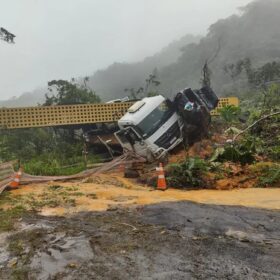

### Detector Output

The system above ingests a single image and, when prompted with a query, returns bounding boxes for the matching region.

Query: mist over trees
[86,34,201,101]
[158,0,280,97]
[81,0,280,100]
[2,0,280,106]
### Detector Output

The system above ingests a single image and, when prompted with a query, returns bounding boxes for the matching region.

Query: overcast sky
[0,0,252,100]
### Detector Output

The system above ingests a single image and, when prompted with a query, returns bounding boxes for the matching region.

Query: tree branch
[233,111,280,142]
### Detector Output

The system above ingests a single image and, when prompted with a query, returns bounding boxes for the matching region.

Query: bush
[219,105,241,123]
[249,162,280,187]
[166,157,209,188]
[23,153,100,176]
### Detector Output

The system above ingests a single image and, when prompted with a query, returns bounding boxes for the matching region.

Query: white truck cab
[115,95,183,161]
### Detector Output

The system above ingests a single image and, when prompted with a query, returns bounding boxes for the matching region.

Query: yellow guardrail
[0,102,134,129]
[0,98,239,129]
[211,97,239,116]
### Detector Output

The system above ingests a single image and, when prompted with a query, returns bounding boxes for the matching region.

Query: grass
[0,183,98,232]
[0,205,27,232]
[249,162,280,187]
[24,161,85,176]
[22,154,101,176]
[0,184,84,220]
[48,185,63,191]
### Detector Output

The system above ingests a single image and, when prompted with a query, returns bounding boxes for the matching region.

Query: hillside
[2,0,280,106]
[87,34,201,101]
[0,34,200,107]
[158,0,280,97]
[0,88,45,107]
[90,0,280,99]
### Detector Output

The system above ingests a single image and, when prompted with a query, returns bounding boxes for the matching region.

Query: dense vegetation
[0,80,101,175]
[166,80,279,189]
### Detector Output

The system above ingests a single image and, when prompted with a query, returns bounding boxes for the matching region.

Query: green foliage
[218,105,241,123]
[210,137,257,165]
[224,58,252,82]
[0,206,27,232]
[249,111,280,160]
[0,128,100,176]
[166,157,209,188]
[247,62,280,87]
[44,79,100,106]
[261,83,280,111]
[0,128,57,162]
[0,80,101,175]
[250,163,280,187]
[23,159,85,176]
[259,167,280,187]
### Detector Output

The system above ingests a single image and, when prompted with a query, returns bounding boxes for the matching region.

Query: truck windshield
[137,101,174,139]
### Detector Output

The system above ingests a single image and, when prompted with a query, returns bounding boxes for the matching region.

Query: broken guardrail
[0,161,16,193]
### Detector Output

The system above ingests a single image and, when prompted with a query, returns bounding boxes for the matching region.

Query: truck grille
[154,122,181,149]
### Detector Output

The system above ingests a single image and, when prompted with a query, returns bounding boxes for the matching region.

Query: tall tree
[44,79,100,106]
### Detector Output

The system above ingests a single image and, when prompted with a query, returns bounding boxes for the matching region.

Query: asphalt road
[1,201,279,279]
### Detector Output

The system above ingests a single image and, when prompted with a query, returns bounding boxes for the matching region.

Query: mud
[6,179,280,217]
[0,201,279,280]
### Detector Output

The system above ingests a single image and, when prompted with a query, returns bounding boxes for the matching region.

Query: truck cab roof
[118,95,165,127]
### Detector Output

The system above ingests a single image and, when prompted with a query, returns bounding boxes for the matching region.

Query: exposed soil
[0,201,279,280]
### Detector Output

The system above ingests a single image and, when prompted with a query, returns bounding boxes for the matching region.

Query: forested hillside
[158,0,280,97]
[86,34,201,101]
[0,88,45,107]
[89,0,280,100]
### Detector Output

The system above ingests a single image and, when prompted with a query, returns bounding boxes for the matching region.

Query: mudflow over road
[0,174,279,279]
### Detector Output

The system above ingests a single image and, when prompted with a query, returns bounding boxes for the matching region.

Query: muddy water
[9,175,280,216]
[30,234,93,279]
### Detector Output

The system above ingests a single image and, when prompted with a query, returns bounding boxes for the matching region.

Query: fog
[0,0,252,100]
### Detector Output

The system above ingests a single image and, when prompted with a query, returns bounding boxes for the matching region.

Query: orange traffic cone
[156,163,167,191]
[8,169,22,190]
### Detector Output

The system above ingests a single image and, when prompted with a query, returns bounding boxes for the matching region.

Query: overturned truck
[115,86,218,162]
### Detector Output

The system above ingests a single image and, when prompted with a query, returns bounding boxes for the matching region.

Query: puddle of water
[30,234,93,279]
